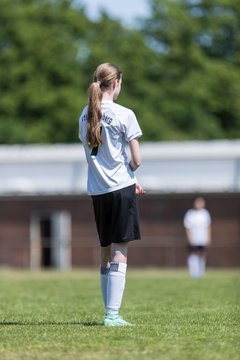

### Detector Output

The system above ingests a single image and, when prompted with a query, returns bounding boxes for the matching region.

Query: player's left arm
[129,138,141,171]
[129,138,144,196]
[207,225,212,246]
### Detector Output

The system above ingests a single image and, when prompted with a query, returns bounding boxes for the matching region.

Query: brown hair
[86,63,122,148]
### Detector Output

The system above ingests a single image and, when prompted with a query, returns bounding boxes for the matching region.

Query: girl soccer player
[79,63,144,326]
[184,197,212,278]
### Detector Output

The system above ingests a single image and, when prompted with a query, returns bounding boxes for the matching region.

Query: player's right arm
[207,225,212,246]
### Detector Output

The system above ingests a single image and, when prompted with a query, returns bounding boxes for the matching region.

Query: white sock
[199,256,206,277]
[106,262,127,316]
[100,266,109,309]
[188,254,200,278]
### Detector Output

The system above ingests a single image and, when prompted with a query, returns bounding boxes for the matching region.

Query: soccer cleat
[103,315,133,327]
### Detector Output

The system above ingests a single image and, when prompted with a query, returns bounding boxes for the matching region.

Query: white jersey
[79,100,142,195]
[183,208,211,246]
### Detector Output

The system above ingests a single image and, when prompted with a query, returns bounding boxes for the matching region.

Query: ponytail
[86,63,122,148]
[86,82,103,148]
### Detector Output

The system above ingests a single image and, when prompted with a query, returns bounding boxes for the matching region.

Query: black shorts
[188,245,206,253]
[91,184,141,247]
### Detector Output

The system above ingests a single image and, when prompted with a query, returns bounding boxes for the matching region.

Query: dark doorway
[40,217,52,267]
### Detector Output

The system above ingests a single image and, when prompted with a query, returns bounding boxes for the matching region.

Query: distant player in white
[79,63,144,326]
[183,197,212,278]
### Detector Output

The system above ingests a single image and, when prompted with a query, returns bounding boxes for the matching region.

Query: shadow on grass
[0,321,101,327]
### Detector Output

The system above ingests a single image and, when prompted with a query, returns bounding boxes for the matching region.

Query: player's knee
[111,245,128,263]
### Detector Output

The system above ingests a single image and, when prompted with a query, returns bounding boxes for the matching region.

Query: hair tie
[96,80,101,86]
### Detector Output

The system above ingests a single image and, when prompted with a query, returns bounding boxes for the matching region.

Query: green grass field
[0,269,239,360]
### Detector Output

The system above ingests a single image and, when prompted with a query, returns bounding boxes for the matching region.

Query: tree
[142,0,240,139]
[0,0,160,143]
[0,0,91,143]
[0,0,239,143]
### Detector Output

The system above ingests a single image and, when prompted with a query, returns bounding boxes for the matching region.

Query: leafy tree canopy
[0,0,239,143]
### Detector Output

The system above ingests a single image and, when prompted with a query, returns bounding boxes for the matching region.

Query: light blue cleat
[103,315,133,327]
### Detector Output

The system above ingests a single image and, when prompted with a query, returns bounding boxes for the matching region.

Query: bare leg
[111,242,128,264]
[101,245,111,267]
